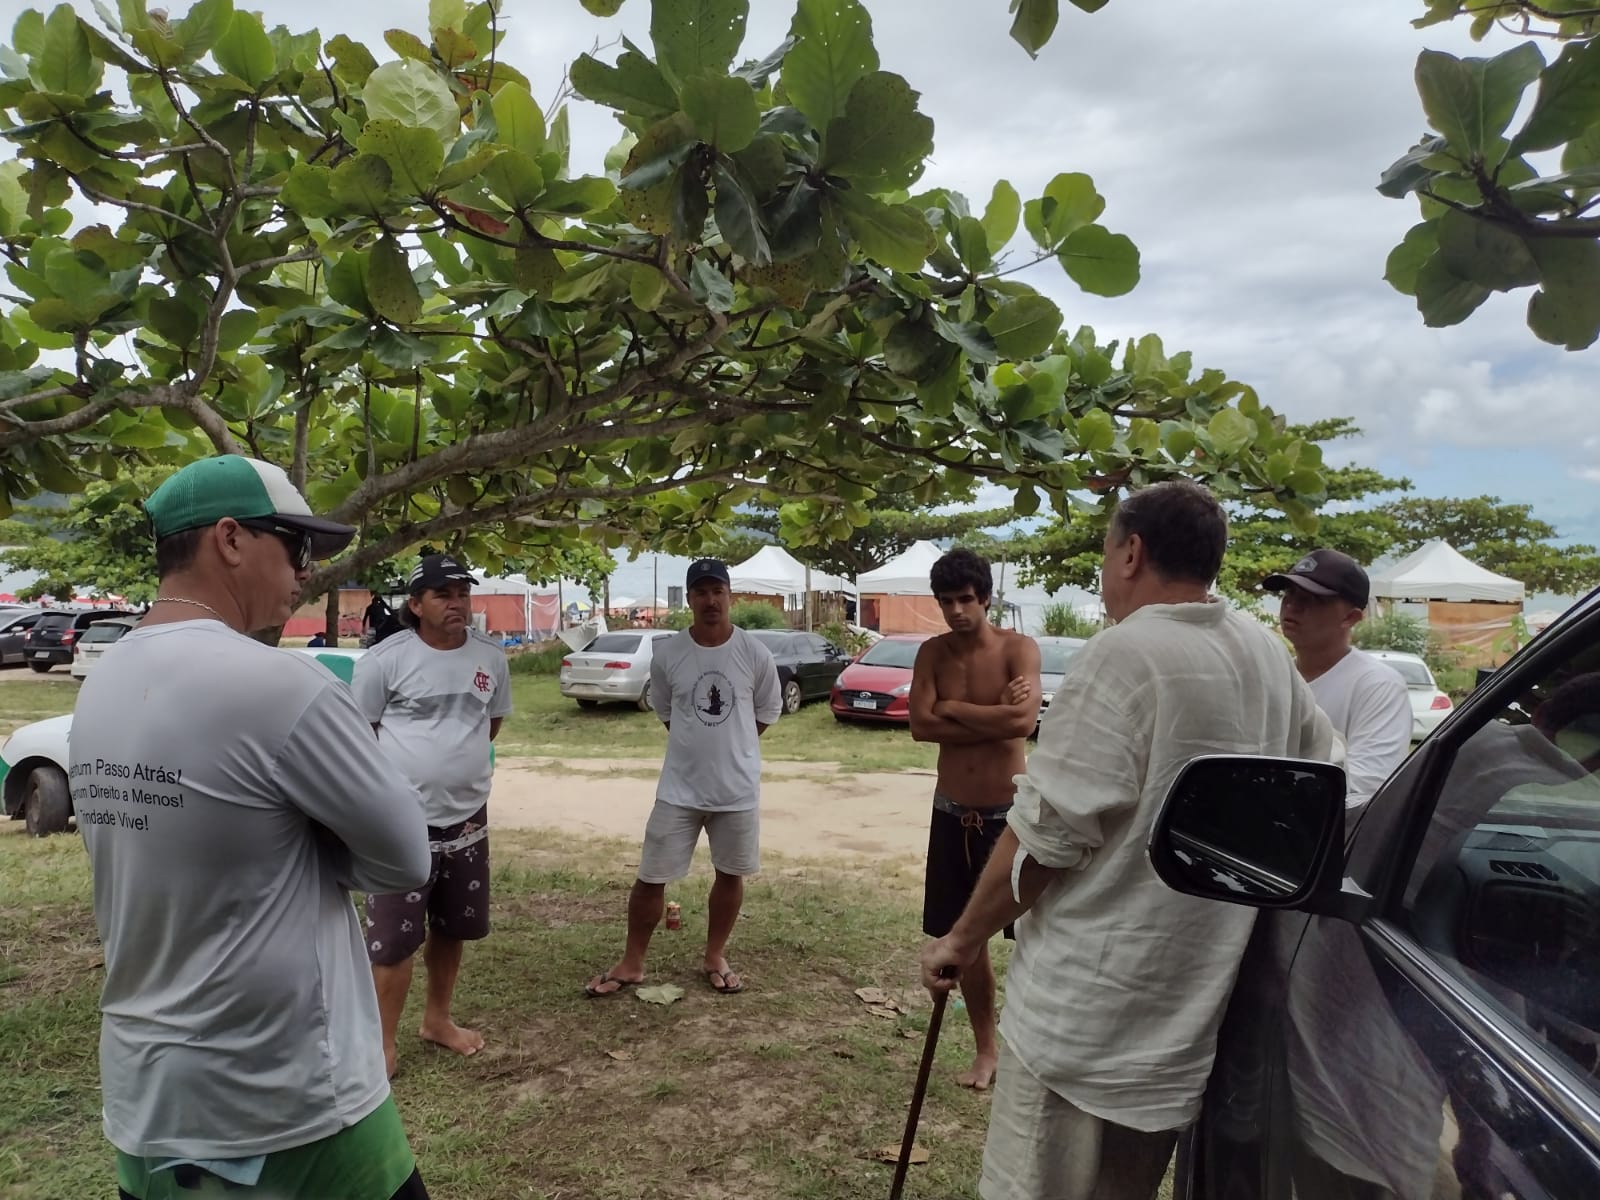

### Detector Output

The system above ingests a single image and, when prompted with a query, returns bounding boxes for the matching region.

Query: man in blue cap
[71,455,434,1200]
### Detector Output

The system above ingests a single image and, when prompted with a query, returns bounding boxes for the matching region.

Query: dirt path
[491,756,935,863]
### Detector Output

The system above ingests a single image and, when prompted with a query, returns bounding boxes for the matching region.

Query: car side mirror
[1147,755,1347,910]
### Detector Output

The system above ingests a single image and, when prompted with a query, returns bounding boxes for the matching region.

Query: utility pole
[653,554,659,620]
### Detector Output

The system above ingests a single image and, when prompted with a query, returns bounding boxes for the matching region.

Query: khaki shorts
[981,1042,1177,1200]
[636,799,759,882]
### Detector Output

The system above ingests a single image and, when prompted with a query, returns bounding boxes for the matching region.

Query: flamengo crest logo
[473,669,492,693]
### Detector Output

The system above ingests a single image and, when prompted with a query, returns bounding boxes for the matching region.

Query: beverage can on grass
[665,901,682,930]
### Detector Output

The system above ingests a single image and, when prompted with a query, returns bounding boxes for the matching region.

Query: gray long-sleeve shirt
[71,621,431,1159]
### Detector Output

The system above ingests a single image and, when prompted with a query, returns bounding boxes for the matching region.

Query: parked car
[1034,635,1088,732]
[829,634,931,723]
[19,609,137,672]
[1148,585,1600,1198]
[559,630,677,710]
[0,647,369,835]
[68,617,139,680]
[746,629,853,714]
[1367,647,1454,740]
[0,608,46,666]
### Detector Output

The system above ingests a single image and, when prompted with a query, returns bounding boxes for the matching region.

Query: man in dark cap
[354,553,513,1076]
[1265,548,1412,806]
[585,558,782,998]
[72,455,435,1200]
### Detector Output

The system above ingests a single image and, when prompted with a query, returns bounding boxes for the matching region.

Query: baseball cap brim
[1263,573,1338,597]
[270,514,357,561]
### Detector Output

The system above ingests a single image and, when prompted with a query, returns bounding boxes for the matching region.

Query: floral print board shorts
[364,806,490,965]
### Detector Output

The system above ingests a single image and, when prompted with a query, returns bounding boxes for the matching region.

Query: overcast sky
[12,0,1595,551]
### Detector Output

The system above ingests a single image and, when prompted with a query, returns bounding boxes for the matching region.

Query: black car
[1150,586,1600,1198]
[0,608,47,666]
[747,629,853,714]
[20,610,137,672]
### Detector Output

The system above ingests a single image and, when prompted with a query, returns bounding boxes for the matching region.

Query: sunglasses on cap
[238,518,312,571]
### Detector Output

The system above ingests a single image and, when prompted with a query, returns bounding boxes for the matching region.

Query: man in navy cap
[585,558,782,997]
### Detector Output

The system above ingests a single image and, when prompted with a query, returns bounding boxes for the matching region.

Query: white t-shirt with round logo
[351,628,512,826]
[651,628,782,812]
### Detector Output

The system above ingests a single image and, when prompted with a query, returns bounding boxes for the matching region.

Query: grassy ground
[0,826,1003,1200]
[0,672,937,774]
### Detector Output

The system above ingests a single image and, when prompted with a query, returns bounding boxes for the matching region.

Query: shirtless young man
[909,548,1041,1090]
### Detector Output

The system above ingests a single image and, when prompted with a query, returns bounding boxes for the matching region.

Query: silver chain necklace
[156,596,227,622]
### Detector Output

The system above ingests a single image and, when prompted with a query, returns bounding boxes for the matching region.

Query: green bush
[657,607,692,630]
[820,620,871,656]
[1041,602,1102,639]
[1353,610,1428,656]
[730,600,785,630]
[508,643,568,675]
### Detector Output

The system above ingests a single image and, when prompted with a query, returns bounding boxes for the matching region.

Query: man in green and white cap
[71,455,436,1200]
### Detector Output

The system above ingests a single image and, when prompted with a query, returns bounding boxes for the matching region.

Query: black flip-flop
[584,972,639,999]
[704,968,744,995]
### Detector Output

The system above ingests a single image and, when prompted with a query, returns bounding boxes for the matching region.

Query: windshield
[80,623,132,644]
[1038,640,1084,675]
[586,633,642,654]
[859,639,921,669]
[1381,657,1434,688]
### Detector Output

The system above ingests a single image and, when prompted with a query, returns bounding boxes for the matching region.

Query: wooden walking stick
[889,986,950,1200]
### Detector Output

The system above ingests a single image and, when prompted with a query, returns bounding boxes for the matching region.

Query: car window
[1380,657,1435,688]
[1038,640,1084,675]
[586,633,643,653]
[79,623,132,644]
[0,613,42,632]
[858,639,920,669]
[802,635,828,657]
[1393,633,1600,1081]
[33,614,72,632]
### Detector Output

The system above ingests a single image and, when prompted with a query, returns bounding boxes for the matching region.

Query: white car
[1,647,367,836]
[1368,649,1454,741]
[68,617,139,679]
[559,629,677,710]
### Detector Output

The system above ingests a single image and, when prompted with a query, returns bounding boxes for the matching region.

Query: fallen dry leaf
[900,1029,919,1039]
[869,1143,930,1165]
[635,984,685,1006]
[854,986,891,1006]
[866,1005,900,1019]
[605,1049,634,1061]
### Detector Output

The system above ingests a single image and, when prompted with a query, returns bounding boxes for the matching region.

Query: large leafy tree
[1014,418,1411,601]
[0,0,1322,612]
[1376,493,1600,594]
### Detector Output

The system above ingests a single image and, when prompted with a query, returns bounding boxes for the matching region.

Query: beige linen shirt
[1002,600,1335,1132]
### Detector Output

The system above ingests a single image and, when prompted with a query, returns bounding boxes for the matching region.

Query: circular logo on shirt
[692,670,735,726]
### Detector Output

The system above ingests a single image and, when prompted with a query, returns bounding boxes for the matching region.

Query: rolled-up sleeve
[1008,664,1146,871]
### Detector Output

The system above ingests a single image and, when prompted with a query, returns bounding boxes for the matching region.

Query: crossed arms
[908,635,1042,744]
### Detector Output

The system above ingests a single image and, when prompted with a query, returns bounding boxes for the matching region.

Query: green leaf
[781,0,878,129]
[357,120,445,198]
[532,175,618,215]
[212,9,276,90]
[1383,222,1438,296]
[36,5,102,96]
[650,0,749,91]
[329,154,395,214]
[217,309,258,352]
[1512,37,1600,156]
[980,180,1020,251]
[1075,408,1114,452]
[148,296,201,345]
[1525,236,1600,351]
[1413,253,1490,327]
[280,162,339,218]
[1377,135,1450,199]
[1207,408,1255,457]
[821,71,933,190]
[429,0,467,33]
[1057,224,1139,297]
[1435,207,1538,290]
[513,245,562,294]
[491,82,546,158]
[689,257,735,311]
[434,145,501,191]
[176,0,234,64]
[367,238,422,324]
[984,294,1061,359]
[930,313,998,363]
[384,28,433,62]
[954,217,990,272]
[482,148,546,209]
[581,0,628,13]
[1415,45,1540,159]
[1161,422,1197,462]
[673,165,710,241]
[1009,0,1058,59]
[884,319,957,382]
[830,190,934,272]
[712,161,770,263]
[12,9,44,55]
[681,73,760,152]
[569,49,680,119]
[1027,172,1104,247]
[363,59,459,142]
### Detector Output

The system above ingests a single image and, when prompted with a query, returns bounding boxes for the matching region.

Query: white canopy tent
[1369,540,1525,603]
[856,539,945,595]
[729,545,855,595]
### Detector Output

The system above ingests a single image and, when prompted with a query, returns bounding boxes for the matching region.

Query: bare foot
[702,956,744,994]
[419,1019,484,1058]
[584,965,645,998]
[957,1052,998,1091]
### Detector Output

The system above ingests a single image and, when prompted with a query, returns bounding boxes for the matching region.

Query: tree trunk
[325,588,341,648]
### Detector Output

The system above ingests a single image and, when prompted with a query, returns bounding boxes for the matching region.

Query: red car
[829,634,931,723]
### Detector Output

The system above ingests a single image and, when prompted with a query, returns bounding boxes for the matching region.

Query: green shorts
[115,1096,416,1200]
